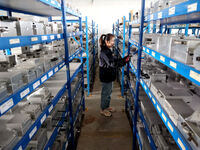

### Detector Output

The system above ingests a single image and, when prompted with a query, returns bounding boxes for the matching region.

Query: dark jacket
[99,46,126,83]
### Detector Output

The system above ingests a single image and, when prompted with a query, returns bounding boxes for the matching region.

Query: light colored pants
[101,82,113,110]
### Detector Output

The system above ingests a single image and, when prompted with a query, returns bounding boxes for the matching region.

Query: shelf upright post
[121,16,126,97]
[85,16,90,96]
[61,0,74,148]
[79,16,85,111]
[126,13,132,111]
[132,0,145,149]
[185,24,189,36]
[92,20,96,82]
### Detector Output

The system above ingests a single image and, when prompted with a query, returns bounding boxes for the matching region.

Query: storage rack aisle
[0,0,87,149]
[115,0,200,150]
[82,17,98,96]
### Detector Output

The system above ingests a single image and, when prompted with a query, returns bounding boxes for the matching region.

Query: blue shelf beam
[145,0,200,24]
[0,32,82,50]
[129,39,200,87]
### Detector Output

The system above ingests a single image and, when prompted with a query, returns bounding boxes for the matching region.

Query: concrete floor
[77,69,132,150]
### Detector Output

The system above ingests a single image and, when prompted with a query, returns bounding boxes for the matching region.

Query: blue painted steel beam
[0,32,82,50]
[121,16,126,97]
[146,0,200,22]
[132,0,145,149]
[85,16,90,96]
[79,16,85,111]
[61,0,74,147]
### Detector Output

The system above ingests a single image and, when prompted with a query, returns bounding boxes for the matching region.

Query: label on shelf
[158,12,162,19]
[168,122,174,132]
[152,98,156,104]
[146,49,149,53]
[33,81,40,89]
[148,92,152,98]
[54,67,58,72]
[50,35,55,40]
[188,3,197,12]
[9,38,20,44]
[40,114,47,124]
[41,75,47,83]
[0,98,14,114]
[42,36,48,41]
[20,88,30,98]
[29,126,37,139]
[152,51,155,57]
[160,56,165,62]
[169,7,175,15]
[189,70,200,82]
[144,85,147,90]
[48,71,53,77]
[177,138,186,150]
[51,0,56,5]
[162,113,167,122]
[157,105,161,113]
[170,61,177,69]
[31,37,38,42]
[48,105,53,113]
[57,34,61,38]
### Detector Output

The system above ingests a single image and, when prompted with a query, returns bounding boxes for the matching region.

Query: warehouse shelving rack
[0,0,86,149]
[115,0,200,150]
[113,14,156,150]
[83,17,98,96]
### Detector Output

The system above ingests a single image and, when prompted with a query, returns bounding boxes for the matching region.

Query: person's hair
[99,33,115,48]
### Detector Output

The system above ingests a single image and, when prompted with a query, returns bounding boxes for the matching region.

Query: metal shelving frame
[83,17,98,96]
[0,0,85,149]
[118,0,200,150]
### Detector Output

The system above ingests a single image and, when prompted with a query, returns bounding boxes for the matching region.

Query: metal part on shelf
[16,21,33,36]
[0,123,19,150]
[0,113,32,136]
[0,20,17,37]
[33,22,45,35]
[27,128,48,150]
[193,45,200,70]
[171,38,200,65]
[0,71,24,94]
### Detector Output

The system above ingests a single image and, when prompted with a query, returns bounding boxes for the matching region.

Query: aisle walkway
[77,69,132,150]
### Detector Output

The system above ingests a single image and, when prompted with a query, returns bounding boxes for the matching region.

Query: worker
[99,33,130,117]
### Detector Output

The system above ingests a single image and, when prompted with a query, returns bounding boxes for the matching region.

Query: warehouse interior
[0,0,200,150]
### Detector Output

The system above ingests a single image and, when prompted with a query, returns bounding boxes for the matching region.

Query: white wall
[67,0,142,34]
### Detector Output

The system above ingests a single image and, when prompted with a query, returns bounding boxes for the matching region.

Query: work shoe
[100,110,112,117]
[106,107,116,113]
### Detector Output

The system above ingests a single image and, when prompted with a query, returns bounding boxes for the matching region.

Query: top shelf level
[0,0,81,17]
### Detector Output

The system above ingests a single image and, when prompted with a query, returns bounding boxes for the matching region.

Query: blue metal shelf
[129,63,193,150]
[145,0,200,23]
[0,0,81,17]
[129,39,200,87]
[44,79,83,150]
[127,80,157,150]
[0,32,82,50]
[0,48,82,117]
[44,108,69,150]
[83,17,98,96]
[13,63,82,150]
